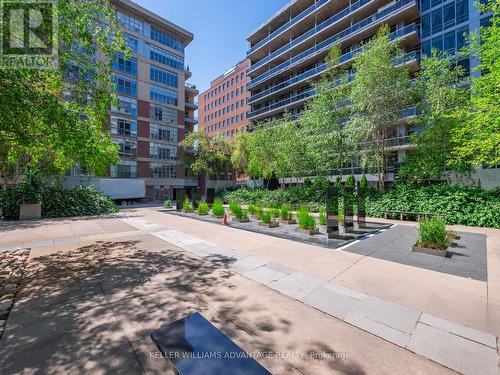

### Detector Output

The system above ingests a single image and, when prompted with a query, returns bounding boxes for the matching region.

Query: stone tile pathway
[121,217,500,375]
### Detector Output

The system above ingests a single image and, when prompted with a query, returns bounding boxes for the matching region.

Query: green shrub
[197,201,209,215]
[334,176,342,187]
[345,174,355,187]
[221,184,500,228]
[280,204,292,220]
[240,210,249,220]
[298,207,316,230]
[229,202,240,215]
[270,208,281,219]
[248,204,258,215]
[418,216,449,250]
[164,200,172,208]
[319,210,327,225]
[0,182,117,220]
[360,175,368,189]
[212,199,225,216]
[182,199,193,212]
[261,211,272,223]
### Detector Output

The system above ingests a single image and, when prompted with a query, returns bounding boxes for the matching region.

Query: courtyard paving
[0,209,499,374]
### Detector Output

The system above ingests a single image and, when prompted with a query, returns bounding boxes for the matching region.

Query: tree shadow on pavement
[0,237,365,374]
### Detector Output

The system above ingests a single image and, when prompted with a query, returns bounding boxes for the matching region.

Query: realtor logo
[0,0,58,69]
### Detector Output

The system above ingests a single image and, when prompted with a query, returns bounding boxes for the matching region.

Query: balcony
[248,0,418,89]
[248,50,419,121]
[384,135,417,150]
[185,115,198,124]
[185,100,198,109]
[185,83,198,93]
[248,0,373,74]
[247,0,329,57]
[249,24,419,105]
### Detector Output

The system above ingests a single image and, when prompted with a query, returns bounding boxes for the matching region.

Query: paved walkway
[1,211,499,374]
[0,217,456,374]
[119,211,499,375]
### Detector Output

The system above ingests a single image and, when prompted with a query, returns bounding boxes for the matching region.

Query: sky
[135,0,290,94]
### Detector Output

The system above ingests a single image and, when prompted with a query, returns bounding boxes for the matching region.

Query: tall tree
[299,45,353,176]
[399,51,469,182]
[450,0,500,168]
[0,0,126,185]
[181,132,233,181]
[346,25,413,188]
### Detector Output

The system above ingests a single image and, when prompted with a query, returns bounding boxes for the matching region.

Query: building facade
[246,0,490,180]
[198,59,250,141]
[109,0,198,201]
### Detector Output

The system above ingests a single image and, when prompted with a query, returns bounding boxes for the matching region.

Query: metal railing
[247,0,329,56]
[248,51,419,119]
[248,0,372,72]
[248,0,417,89]
[249,25,418,104]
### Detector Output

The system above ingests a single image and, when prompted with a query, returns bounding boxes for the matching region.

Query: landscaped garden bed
[0,248,30,337]
[412,216,450,257]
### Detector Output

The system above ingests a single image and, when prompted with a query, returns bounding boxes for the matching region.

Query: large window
[150,104,177,123]
[123,34,138,53]
[150,124,178,142]
[150,143,177,160]
[118,12,143,34]
[113,97,137,117]
[149,44,184,70]
[150,163,178,178]
[113,74,137,96]
[110,161,137,178]
[112,53,137,75]
[111,116,137,136]
[150,65,178,88]
[150,26,184,52]
[113,138,137,157]
[150,85,178,106]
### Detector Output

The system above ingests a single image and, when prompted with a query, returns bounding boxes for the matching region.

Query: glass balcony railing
[248,0,373,73]
[249,24,418,104]
[248,0,417,89]
[248,0,329,56]
[248,51,419,119]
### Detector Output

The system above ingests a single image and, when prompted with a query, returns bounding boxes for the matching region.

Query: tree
[346,25,413,188]
[450,0,500,168]
[0,0,126,185]
[181,132,233,181]
[231,130,250,176]
[299,45,353,176]
[247,112,305,182]
[399,51,469,182]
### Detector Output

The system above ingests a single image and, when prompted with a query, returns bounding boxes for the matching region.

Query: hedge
[221,183,500,228]
[0,183,118,220]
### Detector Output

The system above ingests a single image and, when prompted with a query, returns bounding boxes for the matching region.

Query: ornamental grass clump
[280,204,292,220]
[229,202,240,215]
[297,206,315,230]
[319,210,327,225]
[197,201,209,215]
[182,199,193,212]
[260,211,272,224]
[417,216,449,250]
[212,199,225,217]
[270,208,281,219]
[164,200,172,208]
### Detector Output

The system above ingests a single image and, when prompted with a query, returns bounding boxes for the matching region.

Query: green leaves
[0,0,125,182]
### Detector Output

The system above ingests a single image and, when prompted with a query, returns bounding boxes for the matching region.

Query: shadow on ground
[0,236,365,374]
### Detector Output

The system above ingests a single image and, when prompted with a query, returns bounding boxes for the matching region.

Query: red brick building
[198,59,250,141]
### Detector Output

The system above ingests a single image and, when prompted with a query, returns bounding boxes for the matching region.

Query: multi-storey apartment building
[198,59,250,141]
[246,0,490,180]
[109,0,198,201]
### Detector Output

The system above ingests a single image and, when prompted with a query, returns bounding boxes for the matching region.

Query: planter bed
[412,244,448,257]
[259,222,279,228]
[280,219,297,225]
[165,211,389,250]
[296,227,320,235]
